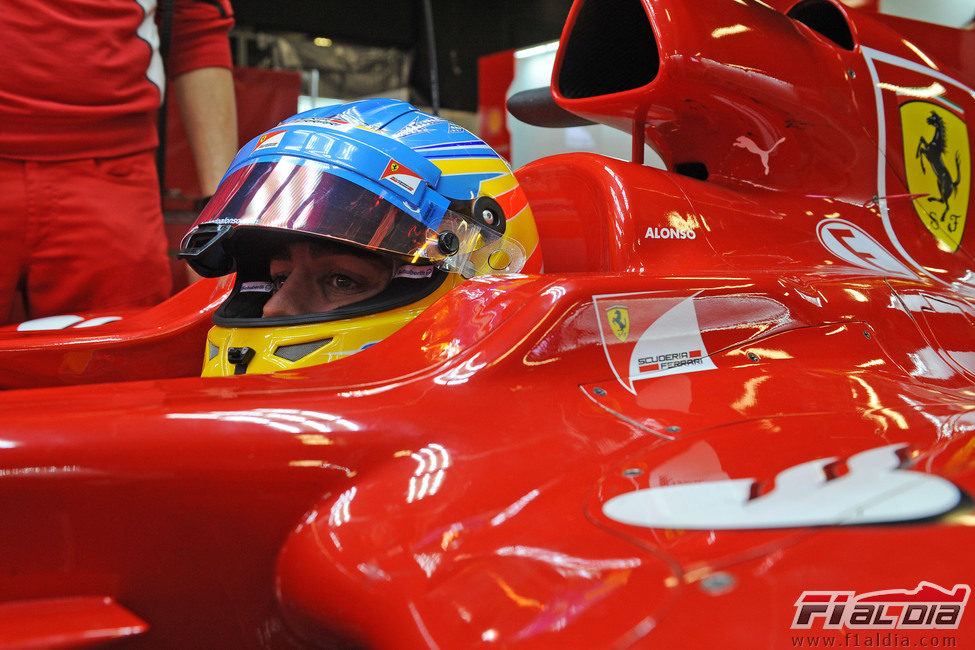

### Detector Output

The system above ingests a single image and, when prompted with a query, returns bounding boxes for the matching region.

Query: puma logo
[734,135,786,175]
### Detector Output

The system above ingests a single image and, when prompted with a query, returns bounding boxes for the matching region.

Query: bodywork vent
[787,0,855,50]
[557,0,659,99]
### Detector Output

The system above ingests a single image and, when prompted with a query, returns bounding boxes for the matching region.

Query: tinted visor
[180,158,526,279]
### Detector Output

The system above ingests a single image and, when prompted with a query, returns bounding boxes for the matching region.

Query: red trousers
[0,151,172,323]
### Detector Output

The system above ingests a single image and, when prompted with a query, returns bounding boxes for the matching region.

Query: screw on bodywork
[622,468,643,477]
[700,572,737,595]
[593,387,607,396]
[665,425,681,433]
[747,351,760,362]
[847,68,856,78]
[863,329,871,339]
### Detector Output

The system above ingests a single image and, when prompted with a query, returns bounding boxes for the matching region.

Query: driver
[179,99,542,376]
[262,238,399,319]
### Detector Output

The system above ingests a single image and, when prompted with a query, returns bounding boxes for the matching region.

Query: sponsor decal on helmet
[285,117,355,131]
[254,130,287,152]
[393,265,435,279]
[392,116,439,139]
[380,159,423,194]
[241,282,274,293]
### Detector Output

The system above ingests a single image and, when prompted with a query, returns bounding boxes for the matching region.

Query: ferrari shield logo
[254,130,286,152]
[606,306,629,342]
[594,293,716,394]
[901,100,970,252]
[380,158,422,194]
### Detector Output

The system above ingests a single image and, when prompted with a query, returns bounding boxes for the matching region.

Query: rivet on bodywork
[593,387,607,396]
[747,352,760,362]
[700,572,737,595]
[622,468,643,477]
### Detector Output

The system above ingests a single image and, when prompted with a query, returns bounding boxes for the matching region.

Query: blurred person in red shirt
[0,0,239,323]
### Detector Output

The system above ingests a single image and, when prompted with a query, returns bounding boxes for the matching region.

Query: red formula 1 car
[0,0,973,647]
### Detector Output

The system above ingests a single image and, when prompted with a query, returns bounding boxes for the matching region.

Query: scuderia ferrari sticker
[594,292,716,394]
[901,100,970,252]
[380,159,423,194]
[254,130,286,152]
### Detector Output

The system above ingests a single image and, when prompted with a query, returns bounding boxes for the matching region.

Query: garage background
[160,0,975,291]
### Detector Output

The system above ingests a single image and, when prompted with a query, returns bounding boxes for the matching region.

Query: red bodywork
[0,0,973,647]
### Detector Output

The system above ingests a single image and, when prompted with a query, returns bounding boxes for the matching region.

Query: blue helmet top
[180,99,529,280]
[222,98,502,230]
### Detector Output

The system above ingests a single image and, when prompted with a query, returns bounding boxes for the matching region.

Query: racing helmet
[179,99,541,376]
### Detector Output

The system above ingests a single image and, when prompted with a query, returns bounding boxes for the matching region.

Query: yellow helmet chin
[201,273,457,376]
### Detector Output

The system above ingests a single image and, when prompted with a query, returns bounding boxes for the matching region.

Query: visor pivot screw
[438,231,460,256]
[473,196,506,233]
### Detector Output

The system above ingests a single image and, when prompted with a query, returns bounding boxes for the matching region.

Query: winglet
[507,87,596,128]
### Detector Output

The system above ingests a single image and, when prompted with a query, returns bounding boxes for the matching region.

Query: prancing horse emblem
[901,100,970,253]
[916,111,962,221]
[606,306,629,343]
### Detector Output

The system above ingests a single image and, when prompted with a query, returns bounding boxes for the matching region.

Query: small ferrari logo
[380,159,422,193]
[593,293,717,394]
[606,306,629,342]
[901,100,970,252]
[254,130,286,152]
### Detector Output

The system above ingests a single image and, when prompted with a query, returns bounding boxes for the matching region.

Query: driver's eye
[271,273,288,291]
[326,274,360,292]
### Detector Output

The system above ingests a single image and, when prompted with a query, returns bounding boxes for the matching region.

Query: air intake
[557,0,659,99]
[787,0,855,50]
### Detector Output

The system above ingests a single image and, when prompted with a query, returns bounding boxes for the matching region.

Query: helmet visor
[182,158,525,277]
